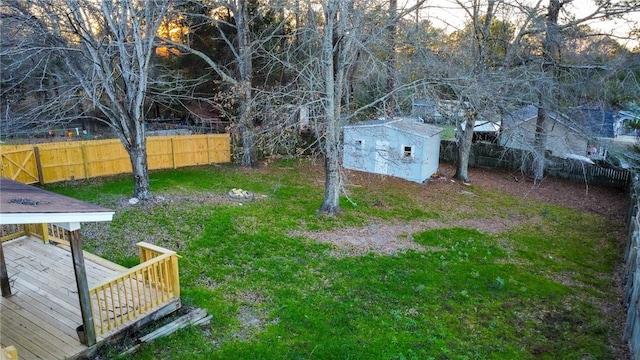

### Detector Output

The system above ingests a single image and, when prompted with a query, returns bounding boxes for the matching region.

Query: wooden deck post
[41,223,49,243]
[0,242,11,297]
[69,229,97,346]
[170,254,180,298]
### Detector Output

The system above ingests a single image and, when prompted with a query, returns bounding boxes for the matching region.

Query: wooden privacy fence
[440,140,631,188]
[625,178,640,360]
[0,134,230,185]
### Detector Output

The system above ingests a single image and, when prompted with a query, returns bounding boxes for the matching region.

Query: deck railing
[0,223,67,244]
[89,242,180,336]
[0,224,25,242]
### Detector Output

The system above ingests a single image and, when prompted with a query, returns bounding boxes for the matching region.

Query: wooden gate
[0,146,40,184]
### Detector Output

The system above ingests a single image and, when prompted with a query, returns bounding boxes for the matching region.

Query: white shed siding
[421,132,441,181]
[343,118,442,183]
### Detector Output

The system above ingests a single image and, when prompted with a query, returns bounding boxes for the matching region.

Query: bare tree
[1,0,170,199]
[316,0,350,214]
[166,0,284,166]
[0,2,82,137]
[403,0,513,183]
[414,0,639,181]
[267,0,380,214]
[385,0,398,116]
[452,0,499,182]
[286,0,428,214]
[503,0,640,180]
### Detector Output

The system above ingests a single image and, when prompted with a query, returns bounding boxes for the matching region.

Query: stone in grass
[228,188,255,201]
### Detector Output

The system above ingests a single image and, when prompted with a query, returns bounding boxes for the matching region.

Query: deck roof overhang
[1,177,116,350]
[0,177,114,230]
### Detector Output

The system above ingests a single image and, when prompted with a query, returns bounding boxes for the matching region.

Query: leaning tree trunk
[453,117,475,182]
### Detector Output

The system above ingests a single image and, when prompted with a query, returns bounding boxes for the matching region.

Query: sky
[407,0,639,49]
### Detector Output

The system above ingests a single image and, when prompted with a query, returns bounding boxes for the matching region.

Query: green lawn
[46,160,626,359]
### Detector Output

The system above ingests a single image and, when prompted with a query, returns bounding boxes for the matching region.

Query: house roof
[502,105,561,128]
[345,117,443,138]
[461,120,500,132]
[0,177,114,227]
[502,104,586,134]
[504,105,619,139]
[619,110,639,121]
[571,108,617,138]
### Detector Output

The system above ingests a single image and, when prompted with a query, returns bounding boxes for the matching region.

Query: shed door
[374,140,389,174]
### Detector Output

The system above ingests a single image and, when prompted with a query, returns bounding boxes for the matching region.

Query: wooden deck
[1,236,129,360]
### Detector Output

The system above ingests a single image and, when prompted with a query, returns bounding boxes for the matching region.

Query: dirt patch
[292,218,522,257]
[113,192,243,210]
[295,162,627,257]
[438,163,628,221]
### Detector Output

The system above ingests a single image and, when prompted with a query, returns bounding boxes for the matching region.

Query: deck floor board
[1,237,122,360]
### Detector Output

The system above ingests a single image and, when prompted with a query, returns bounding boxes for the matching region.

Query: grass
[45,160,626,359]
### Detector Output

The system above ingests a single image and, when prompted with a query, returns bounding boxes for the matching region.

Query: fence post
[81,142,90,180]
[34,146,44,184]
[207,135,212,165]
[171,137,177,169]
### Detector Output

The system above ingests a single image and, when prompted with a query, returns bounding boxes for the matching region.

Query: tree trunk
[450,1,494,183]
[237,0,254,167]
[240,122,254,167]
[385,0,397,117]
[128,133,152,200]
[532,103,548,180]
[318,0,342,215]
[319,147,342,215]
[532,0,561,181]
[454,117,475,182]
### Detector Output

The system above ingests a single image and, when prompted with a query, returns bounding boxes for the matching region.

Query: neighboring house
[500,105,590,159]
[461,119,501,143]
[412,98,500,142]
[412,99,467,125]
[570,108,621,139]
[618,110,639,136]
[343,117,443,183]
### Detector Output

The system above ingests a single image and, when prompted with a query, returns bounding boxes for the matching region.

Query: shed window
[403,145,413,158]
[355,139,364,150]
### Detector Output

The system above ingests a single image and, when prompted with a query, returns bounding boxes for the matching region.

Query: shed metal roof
[344,117,442,138]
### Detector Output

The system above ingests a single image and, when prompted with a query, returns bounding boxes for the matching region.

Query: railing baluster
[87,243,179,336]
[123,273,131,322]
[108,283,116,330]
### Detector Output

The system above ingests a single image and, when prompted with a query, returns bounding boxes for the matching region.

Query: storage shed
[343,117,443,183]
